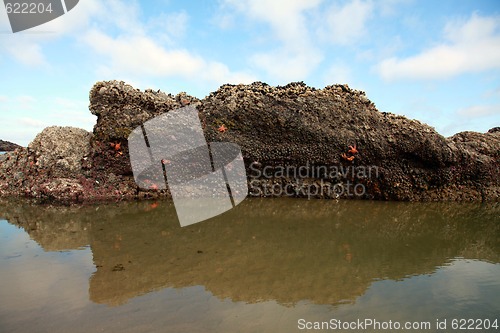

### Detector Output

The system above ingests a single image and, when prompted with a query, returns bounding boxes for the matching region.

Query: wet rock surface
[0,80,498,203]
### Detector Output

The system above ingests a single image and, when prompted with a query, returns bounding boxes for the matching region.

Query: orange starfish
[341,153,355,161]
[218,124,227,133]
[110,142,121,151]
[348,145,358,154]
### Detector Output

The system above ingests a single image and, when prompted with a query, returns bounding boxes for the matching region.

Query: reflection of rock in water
[0,200,93,251]
[1,199,499,307]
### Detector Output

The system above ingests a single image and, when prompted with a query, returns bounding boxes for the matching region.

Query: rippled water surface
[0,198,499,332]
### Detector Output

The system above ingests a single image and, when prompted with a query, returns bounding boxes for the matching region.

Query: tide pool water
[0,198,498,332]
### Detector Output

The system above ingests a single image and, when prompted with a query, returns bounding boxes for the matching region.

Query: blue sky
[0,0,499,146]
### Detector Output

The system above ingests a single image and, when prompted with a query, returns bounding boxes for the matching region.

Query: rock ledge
[0,80,498,203]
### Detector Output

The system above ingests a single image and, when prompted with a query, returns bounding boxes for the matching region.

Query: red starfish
[218,125,227,133]
[348,145,358,154]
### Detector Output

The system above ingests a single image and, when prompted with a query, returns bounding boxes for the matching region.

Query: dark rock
[0,80,498,203]
[87,81,200,177]
[200,82,498,201]
[0,139,22,152]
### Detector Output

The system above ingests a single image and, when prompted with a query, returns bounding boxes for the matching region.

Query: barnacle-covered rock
[0,80,498,203]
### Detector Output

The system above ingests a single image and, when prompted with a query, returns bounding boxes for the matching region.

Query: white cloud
[50,98,96,129]
[0,0,102,66]
[92,0,143,35]
[0,96,8,103]
[378,0,413,17]
[33,0,103,35]
[483,87,500,98]
[83,30,203,77]
[323,63,352,85]
[251,50,322,81]
[17,95,36,103]
[148,11,189,44]
[321,0,374,45]
[17,117,49,128]
[16,95,37,109]
[377,13,500,80]
[1,0,255,85]
[54,97,84,109]
[439,102,500,135]
[457,105,500,117]
[82,29,255,85]
[224,0,321,48]
[444,13,498,43]
[2,38,46,67]
[212,11,235,30]
[221,0,323,81]
[69,1,257,85]
[200,61,256,85]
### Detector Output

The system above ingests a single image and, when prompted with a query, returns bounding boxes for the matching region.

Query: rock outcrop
[0,127,98,202]
[0,139,21,152]
[28,126,92,178]
[0,80,498,203]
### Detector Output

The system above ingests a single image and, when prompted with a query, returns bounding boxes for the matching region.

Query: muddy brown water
[0,198,499,332]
